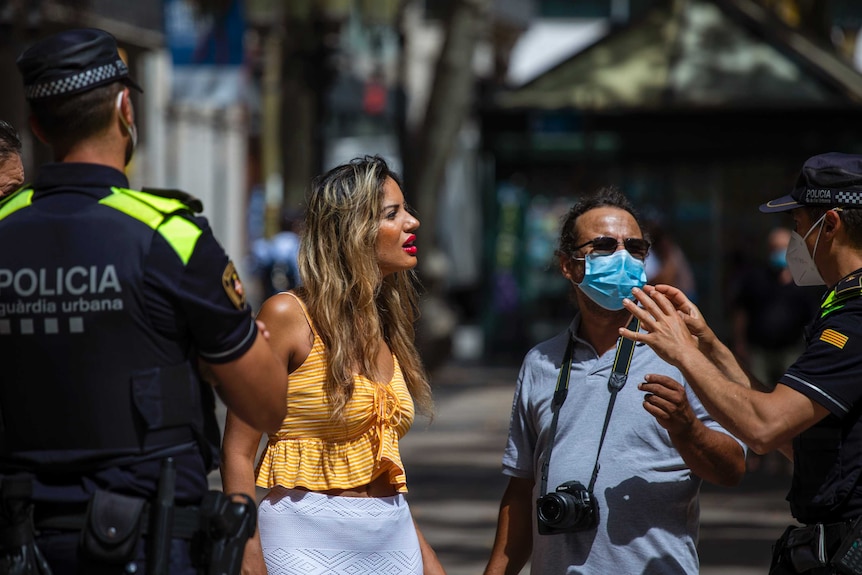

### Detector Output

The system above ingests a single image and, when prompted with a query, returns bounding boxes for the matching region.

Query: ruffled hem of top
[255,426,408,493]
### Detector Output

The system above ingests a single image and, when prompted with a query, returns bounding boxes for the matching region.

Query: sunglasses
[574,236,651,259]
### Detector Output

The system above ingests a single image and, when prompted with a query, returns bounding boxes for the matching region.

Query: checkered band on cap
[834,190,862,206]
[24,59,128,99]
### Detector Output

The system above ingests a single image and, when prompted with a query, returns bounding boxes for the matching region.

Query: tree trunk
[280,8,327,213]
[410,0,487,244]
[405,0,488,371]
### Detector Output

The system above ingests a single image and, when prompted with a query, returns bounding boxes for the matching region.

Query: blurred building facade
[0,0,249,284]
[3,0,862,362]
[480,0,862,359]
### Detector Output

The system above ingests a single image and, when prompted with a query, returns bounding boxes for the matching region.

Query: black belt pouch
[770,524,829,574]
[79,491,145,564]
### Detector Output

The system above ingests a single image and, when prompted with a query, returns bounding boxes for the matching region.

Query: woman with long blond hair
[220,156,445,575]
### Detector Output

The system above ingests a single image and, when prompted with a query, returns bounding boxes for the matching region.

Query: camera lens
[538,493,571,526]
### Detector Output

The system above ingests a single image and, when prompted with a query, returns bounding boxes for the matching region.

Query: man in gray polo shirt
[483,187,746,575]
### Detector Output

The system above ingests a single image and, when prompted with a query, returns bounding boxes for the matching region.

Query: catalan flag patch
[820,329,849,349]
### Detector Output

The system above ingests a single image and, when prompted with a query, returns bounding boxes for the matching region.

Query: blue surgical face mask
[769,249,787,269]
[574,249,647,310]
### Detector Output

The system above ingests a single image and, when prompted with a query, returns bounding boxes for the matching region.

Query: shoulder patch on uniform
[820,328,849,349]
[222,261,246,309]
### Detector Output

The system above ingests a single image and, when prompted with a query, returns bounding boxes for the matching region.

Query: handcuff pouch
[79,491,145,564]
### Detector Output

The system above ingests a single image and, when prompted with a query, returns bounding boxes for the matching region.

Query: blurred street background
[2,0,862,367]
[1,1,857,572]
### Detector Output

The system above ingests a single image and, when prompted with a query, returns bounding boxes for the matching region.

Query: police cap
[760,152,862,213]
[17,28,142,101]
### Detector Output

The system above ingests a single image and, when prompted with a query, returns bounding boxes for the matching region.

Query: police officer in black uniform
[0,28,288,574]
[622,152,862,575]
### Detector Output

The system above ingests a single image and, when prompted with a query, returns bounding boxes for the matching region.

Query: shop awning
[495,0,862,111]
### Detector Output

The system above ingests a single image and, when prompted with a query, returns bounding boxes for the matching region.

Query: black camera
[536,480,597,535]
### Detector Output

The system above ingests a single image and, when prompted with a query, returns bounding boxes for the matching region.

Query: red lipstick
[403,235,417,256]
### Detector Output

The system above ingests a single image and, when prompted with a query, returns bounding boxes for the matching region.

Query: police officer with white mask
[624,152,862,575]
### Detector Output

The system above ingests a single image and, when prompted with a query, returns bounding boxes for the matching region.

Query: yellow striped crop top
[255,292,416,493]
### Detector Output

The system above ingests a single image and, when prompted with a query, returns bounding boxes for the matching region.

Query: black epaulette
[821,271,862,317]
[140,187,204,214]
[834,272,862,300]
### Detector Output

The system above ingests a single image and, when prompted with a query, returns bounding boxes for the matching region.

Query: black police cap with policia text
[16,28,142,101]
[760,152,862,213]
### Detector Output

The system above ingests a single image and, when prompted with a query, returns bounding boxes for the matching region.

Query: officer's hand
[621,287,697,365]
[647,284,716,350]
[638,373,695,435]
[255,320,271,341]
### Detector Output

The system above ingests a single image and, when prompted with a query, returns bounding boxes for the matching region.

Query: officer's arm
[623,286,831,455]
[210,292,308,437]
[203,335,287,435]
[221,411,267,575]
[637,336,828,455]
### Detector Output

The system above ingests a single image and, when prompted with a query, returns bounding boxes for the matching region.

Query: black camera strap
[539,316,640,497]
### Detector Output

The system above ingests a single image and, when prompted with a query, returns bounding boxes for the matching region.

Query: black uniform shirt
[24,163,256,362]
[779,268,862,523]
[1,163,257,505]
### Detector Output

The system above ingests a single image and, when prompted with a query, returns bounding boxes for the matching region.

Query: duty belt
[797,521,854,553]
[772,519,860,575]
[35,502,201,539]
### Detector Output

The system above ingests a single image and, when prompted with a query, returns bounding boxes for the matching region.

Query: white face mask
[786,213,826,286]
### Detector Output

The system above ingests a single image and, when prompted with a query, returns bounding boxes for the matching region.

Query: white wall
[135,49,249,276]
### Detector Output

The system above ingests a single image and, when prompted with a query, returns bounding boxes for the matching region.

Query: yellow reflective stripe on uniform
[158,215,201,265]
[820,288,862,318]
[820,290,840,318]
[100,187,203,265]
[119,188,191,215]
[99,189,164,229]
[0,188,34,221]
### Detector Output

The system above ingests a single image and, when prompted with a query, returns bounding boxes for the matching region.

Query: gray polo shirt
[503,315,745,575]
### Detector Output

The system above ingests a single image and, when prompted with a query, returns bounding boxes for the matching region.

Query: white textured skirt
[258,486,423,575]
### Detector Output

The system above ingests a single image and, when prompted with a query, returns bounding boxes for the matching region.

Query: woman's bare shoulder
[257,292,313,346]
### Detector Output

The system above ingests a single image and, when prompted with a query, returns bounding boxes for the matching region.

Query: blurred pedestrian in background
[484,187,745,575]
[0,119,24,196]
[643,210,698,302]
[0,28,287,574]
[623,152,862,575]
[249,208,302,299]
[221,156,446,575]
[730,227,823,389]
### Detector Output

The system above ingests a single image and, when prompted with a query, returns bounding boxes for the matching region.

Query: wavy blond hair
[296,156,432,421]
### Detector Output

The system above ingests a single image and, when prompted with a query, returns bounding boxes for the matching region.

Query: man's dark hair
[806,206,862,248]
[0,120,22,161]
[28,82,122,147]
[557,186,643,260]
